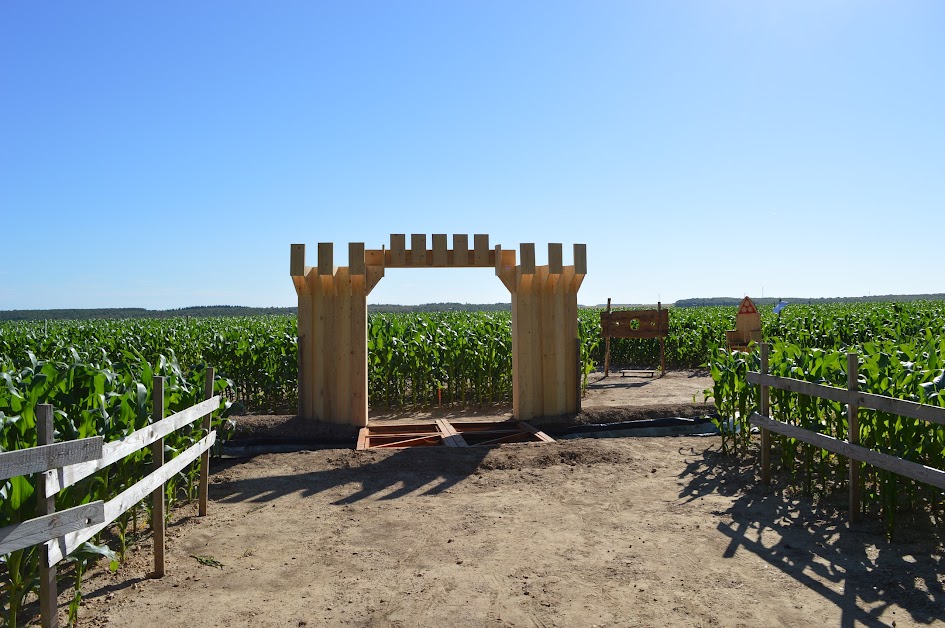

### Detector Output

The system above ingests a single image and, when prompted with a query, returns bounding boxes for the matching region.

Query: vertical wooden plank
[432,234,448,266]
[848,352,861,522]
[603,298,612,377]
[510,292,521,418]
[390,234,406,266]
[37,404,58,628]
[760,343,771,486]
[516,274,541,419]
[573,243,587,275]
[350,274,369,427]
[562,267,579,414]
[539,267,557,416]
[317,243,334,277]
[151,376,165,578]
[322,275,336,420]
[310,274,326,420]
[290,244,305,276]
[658,302,666,376]
[297,278,315,419]
[336,268,353,423]
[198,367,214,517]
[474,234,490,266]
[349,242,365,275]
[548,243,563,274]
[410,234,427,266]
[520,243,536,274]
[545,267,568,415]
[453,234,468,266]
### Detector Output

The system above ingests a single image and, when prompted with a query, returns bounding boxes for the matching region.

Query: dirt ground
[41,372,945,626]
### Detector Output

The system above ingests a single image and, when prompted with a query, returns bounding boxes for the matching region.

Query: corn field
[4,300,945,622]
[708,301,945,537]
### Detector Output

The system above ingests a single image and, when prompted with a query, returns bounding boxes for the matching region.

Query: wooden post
[198,367,214,517]
[603,298,612,377]
[848,352,861,522]
[37,404,59,628]
[760,343,771,485]
[151,376,165,578]
[658,301,666,376]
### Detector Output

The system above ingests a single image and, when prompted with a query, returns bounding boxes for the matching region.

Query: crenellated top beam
[290,236,586,295]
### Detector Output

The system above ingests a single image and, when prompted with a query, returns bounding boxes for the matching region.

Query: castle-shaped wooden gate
[290,235,586,426]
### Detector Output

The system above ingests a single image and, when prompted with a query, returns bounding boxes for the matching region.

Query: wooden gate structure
[290,234,587,426]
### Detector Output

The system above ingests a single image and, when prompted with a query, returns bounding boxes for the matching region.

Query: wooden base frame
[291,235,586,426]
[356,420,554,450]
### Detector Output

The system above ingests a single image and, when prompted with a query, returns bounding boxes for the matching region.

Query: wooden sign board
[600,309,669,339]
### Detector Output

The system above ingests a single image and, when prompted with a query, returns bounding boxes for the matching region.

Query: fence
[0,369,218,628]
[747,343,945,522]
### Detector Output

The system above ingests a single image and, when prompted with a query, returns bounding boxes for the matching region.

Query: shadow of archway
[212,445,493,507]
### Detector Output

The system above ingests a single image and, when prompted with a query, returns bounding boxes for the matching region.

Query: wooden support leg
[151,376,165,578]
[37,404,59,628]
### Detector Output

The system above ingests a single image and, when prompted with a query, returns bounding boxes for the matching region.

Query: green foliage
[0,345,231,626]
[707,300,945,538]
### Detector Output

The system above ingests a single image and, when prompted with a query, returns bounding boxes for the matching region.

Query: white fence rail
[748,343,945,523]
[0,368,218,628]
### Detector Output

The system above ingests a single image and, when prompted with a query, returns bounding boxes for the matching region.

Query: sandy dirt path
[73,437,943,628]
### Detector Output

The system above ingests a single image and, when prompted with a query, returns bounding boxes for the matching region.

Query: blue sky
[2,1,942,310]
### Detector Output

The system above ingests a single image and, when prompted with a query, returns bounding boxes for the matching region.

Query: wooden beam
[848,353,861,522]
[453,234,469,266]
[290,244,305,277]
[0,437,103,481]
[0,501,105,555]
[436,419,469,447]
[349,242,365,275]
[37,405,58,628]
[548,243,563,274]
[390,234,406,266]
[317,242,334,276]
[199,367,214,517]
[474,234,490,265]
[432,234,448,266]
[760,344,770,485]
[747,372,945,426]
[573,243,587,275]
[47,432,216,567]
[749,412,945,491]
[520,243,536,274]
[47,397,220,493]
[151,376,165,578]
[411,234,426,266]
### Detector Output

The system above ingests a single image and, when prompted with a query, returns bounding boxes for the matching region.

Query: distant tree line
[6,295,945,322]
[0,302,513,322]
[673,294,945,308]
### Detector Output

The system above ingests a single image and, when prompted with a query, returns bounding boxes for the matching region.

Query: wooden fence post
[760,343,771,485]
[658,302,666,376]
[848,352,861,522]
[37,404,59,628]
[151,376,165,578]
[603,298,612,377]
[199,367,214,517]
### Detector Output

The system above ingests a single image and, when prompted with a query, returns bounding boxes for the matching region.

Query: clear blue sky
[2,1,942,310]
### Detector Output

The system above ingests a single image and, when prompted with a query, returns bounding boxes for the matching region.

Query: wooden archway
[290,234,586,426]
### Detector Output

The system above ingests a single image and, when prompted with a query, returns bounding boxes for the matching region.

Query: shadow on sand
[211,446,494,507]
[678,444,944,627]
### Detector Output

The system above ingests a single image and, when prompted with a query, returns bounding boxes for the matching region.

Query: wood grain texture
[47,432,216,567]
[749,413,945,491]
[46,397,220,493]
[0,501,104,555]
[747,372,945,426]
[0,437,103,481]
